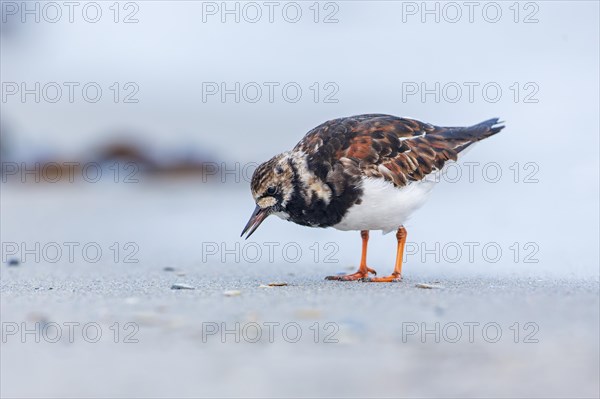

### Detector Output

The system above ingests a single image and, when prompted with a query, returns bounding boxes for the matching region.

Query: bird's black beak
[240,205,270,239]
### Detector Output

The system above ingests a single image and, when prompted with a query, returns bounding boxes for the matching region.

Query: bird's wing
[295,114,503,188]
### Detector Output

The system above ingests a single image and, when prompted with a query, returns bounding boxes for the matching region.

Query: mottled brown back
[294,114,504,188]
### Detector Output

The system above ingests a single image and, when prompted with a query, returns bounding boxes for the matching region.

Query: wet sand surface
[1,183,598,398]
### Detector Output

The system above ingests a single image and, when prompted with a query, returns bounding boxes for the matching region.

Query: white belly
[333,176,437,233]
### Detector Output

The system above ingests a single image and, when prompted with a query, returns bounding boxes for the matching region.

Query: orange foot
[361,273,402,283]
[325,267,377,281]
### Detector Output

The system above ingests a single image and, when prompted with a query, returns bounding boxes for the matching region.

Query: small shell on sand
[415,283,444,289]
[223,290,241,297]
[171,283,195,290]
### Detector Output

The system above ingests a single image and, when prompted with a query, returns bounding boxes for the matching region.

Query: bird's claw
[360,275,402,283]
[325,266,377,281]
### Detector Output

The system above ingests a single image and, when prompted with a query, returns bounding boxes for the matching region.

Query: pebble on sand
[415,283,444,289]
[223,290,241,297]
[163,267,176,272]
[171,283,195,290]
[7,258,20,266]
[268,282,288,287]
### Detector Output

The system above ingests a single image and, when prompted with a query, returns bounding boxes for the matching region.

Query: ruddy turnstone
[241,114,504,282]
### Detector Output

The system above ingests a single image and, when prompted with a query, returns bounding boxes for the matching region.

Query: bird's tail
[438,118,505,153]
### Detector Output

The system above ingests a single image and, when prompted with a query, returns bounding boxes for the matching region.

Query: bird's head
[241,153,294,239]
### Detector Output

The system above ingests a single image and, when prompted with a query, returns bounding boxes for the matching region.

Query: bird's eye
[266,186,277,195]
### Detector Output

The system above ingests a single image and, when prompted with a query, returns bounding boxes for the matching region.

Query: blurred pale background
[2,1,598,276]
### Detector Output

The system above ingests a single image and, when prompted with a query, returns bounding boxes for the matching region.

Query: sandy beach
[1,183,598,398]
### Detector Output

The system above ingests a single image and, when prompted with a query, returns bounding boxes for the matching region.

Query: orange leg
[362,227,407,283]
[325,230,377,281]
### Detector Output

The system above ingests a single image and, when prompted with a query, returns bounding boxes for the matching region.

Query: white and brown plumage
[241,114,505,282]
